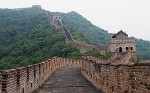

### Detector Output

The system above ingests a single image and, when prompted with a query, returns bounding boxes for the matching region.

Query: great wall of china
[0,12,149,93]
[81,54,150,93]
[0,57,83,93]
[0,55,149,93]
[50,13,108,53]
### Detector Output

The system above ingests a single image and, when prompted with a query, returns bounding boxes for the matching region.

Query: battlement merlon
[108,37,135,44]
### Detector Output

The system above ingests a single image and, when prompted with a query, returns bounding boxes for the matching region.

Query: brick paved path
[36,66,100,93]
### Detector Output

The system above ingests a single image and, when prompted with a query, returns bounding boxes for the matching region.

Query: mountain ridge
[60,11,150,60]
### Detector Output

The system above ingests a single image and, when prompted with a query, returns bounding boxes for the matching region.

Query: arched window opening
[112,86,114,92]
[22,88,24,93]
[119,47,122,52]
[124,90,128,93]
[31,83,32,88]
[131,47,133,50]
[126,47,128,51]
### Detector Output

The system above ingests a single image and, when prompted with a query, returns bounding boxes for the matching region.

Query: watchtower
[52,14,62,26]
[32,5,42,9]
[108,30,136,53]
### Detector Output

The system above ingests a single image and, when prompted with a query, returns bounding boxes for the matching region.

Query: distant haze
[0,0,150,40]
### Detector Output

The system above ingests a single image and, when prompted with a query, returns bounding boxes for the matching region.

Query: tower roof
[112,30,128,38]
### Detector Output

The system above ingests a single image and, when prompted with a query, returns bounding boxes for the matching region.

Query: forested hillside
[62,11,112,45]
[61,11,150,60]
[0,7,79,69]
[0,7,150,70]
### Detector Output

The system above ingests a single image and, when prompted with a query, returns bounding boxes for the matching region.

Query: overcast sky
[0,0,150,40]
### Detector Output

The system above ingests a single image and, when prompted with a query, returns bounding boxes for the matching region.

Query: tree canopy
[0,7,79,69]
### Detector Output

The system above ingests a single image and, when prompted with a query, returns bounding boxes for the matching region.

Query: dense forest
[61,11,150,60]
[0,6,79,69]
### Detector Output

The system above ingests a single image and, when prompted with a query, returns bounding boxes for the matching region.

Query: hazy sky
[0,0,150,40]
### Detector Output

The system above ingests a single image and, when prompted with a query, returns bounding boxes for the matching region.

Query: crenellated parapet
[0,57,82,93]
[0,55,149,93]
[73,40,108,54]
[81,56,150,93]
[82,51,136,64]
[108,38,135,44]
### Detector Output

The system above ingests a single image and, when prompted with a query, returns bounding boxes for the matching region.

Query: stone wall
[81,57,150,93]
[0,55,149,93]
[0,57,82,93]
[50,14,108,53]
[73,41,108,54]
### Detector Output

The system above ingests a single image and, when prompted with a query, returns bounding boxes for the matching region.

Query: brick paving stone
[36,66,100,93]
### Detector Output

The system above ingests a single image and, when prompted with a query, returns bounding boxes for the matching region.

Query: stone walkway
[36,66,100,93]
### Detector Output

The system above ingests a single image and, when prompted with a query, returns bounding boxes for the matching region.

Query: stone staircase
[54,19,73,41]
[50,13,109,53]
[62,25,73,41]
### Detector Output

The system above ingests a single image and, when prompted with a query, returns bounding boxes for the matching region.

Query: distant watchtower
[32,5,42,9]
[108,30,136,53]
[52,14,62,28]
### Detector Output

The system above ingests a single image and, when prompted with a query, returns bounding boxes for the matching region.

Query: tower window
[125,90,128,93]
[22,88,24,93]
[119,47,122,52]
[126,47,129,51]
